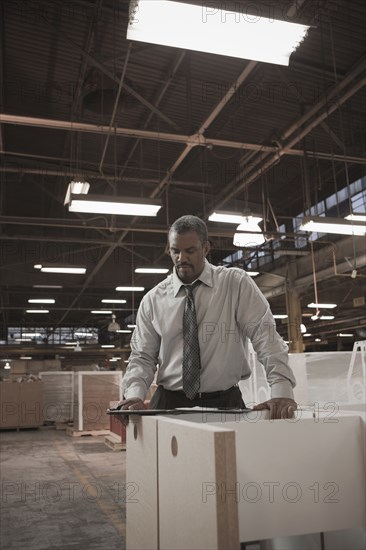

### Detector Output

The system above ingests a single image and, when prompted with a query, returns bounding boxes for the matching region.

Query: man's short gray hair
[169,215,208,244]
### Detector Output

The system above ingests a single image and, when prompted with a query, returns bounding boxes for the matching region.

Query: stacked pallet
[39,372,74,423]
[0,378,43,429]
[72,371,122,433]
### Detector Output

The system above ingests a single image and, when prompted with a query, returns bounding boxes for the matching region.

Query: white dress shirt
[122,260,296,401]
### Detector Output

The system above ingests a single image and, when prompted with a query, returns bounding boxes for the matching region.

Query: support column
[285,264,304,353]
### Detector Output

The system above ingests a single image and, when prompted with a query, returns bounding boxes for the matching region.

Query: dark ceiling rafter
[208,55,366,213]
[1,114,365,165]
[24,0,180,131]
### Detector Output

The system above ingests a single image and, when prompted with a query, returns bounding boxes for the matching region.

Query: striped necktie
[182,280,201,399]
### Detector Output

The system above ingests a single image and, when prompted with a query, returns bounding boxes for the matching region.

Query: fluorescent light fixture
[101,345,115,349]
[233,216,265,248]
[127,324,137,329]
[300,216,366,236]
[345,213,366,222]
[91,310,113,314]
[337,333,353,337]
[64,180,90,205]
[208,211,245,224]
[65,342,78,346]
[101,299,127,304]
[300,324,307,334]
[26,309,49,314]
[28,299,55,304]
[33,285,63,289]
[109,357,121,362]
[307,303,337,309]
[116,286,144,291]
[303,333,311,337]
[34,264,86,274]
[20,356,32,360]
[67,194,162,216]
[135,268,169,274]
[315,338,321,342]
[311,314,319,321]
[127,0,309,66]
[15,338,32,342]
[40,266,86,274]
[23,333,42,338]
[319,315,335,320]
[116,329,132,334]
[273,314,288,319]
[246,271,260,277]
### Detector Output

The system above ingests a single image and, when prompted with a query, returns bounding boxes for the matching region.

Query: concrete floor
[0,427,126,550]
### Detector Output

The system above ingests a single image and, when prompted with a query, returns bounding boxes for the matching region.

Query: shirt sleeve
[121,295,160,401]
[236,273,296,400]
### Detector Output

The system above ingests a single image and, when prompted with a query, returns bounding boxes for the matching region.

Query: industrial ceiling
[0,0,365,362]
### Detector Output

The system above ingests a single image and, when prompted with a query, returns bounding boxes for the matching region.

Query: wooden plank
[0,382,20,428]
[73,372,122,431]
[208,415,365,543]
[39,372,74,422]
[104,433,126,451]
[126,416,159,550]
[157,417,239,550]
[65,426,110,438]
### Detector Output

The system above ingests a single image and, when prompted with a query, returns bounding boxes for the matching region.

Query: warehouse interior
[0,0,365,549]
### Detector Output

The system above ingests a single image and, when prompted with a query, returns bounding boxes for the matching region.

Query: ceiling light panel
[116,286,145,291]
[300,216,366,236]
[135,268,169,274]
[68,194,162,216]
[127,0,309,65]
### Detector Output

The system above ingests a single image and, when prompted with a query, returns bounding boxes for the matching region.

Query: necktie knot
[184,280,201,296]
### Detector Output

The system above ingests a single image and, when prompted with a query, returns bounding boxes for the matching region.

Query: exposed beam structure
[1,113,365,166]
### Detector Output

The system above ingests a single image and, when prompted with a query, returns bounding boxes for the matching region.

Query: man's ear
[203,240,211,257]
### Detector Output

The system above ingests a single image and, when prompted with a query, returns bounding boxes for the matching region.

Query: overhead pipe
[1,113,365,166]
[211,71,366,208]
[262,254,366,299]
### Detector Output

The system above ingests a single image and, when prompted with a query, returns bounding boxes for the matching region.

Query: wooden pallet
[55,422,73,431]
[66,426,111,437]
[104,433,126,451]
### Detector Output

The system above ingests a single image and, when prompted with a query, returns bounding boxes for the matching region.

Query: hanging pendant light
[233,216,265,248]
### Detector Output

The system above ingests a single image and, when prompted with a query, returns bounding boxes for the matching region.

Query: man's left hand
[253,398,297,420]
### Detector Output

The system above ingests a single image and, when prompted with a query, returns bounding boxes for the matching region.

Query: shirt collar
[172,259,213,297]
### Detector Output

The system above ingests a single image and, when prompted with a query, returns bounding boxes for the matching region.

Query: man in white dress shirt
[120,215,297,419]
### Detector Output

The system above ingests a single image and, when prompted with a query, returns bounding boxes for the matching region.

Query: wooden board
[40,372,74,422]
[0,382,20,428]
[126,416,159,550]
[157,417,239,550]
[207,415,365,543]
[104,433,126,451]
[73,371,122,431]
[0,380,43,429]
[66,427,110,437]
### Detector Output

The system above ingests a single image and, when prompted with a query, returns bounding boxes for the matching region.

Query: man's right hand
[113,397,145,426]
[117,397,145,411]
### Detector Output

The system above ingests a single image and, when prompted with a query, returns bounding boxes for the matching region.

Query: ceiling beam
[1,113,365,166]
[29,2,179,131]
[209,55,366,211]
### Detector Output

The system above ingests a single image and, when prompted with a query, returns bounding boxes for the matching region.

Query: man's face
[169,231,210,284]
